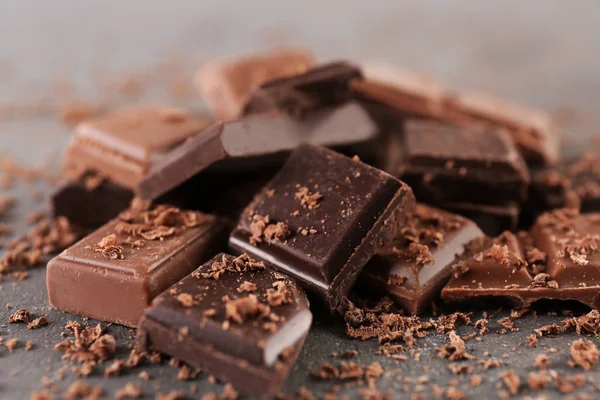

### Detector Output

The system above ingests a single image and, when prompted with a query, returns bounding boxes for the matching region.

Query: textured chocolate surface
[136,101,378,200]
[441,201,520,237]
[64,105,211,189]
[229,145,414,311]
[242,61,362,116]
[50,178,134,230]
[196,48,315,119]
[361,204,483,314]
[400,120,530,205]
[442,209,600,309]
[137,253,311,397]
[47,203,229,326]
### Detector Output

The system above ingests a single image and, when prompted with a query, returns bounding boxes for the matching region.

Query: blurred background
[1,0,600,157]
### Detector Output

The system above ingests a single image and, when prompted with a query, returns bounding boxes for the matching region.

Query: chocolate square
[229,145,414,312]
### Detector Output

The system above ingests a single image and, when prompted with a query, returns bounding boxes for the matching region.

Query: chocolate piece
[399,120,530,205]
[50,178,133,229]
[531,152,600,214]
[64,105,211,189]
[361,204,483,314]
[445,91,559,165]
[136,102,378,200]
[196,49,315,119]
[47,203,229,326]
[136,253,311,397]
[442,209,600,309]
[440,201,519,237]
[242,61,362,116]
[351,62,448,120]
[229,145,414,312]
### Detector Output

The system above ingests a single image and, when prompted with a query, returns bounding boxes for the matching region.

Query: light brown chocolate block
[47,204,229,327]
[196,48,315,119]
[64,105,211,189]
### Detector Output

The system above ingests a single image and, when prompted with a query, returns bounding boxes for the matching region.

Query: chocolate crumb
[156,391,186,400]
[570,339,600,371]
[500,370,521,395]
[104,360,125,377]
[534,354,551,369]
[8,308,30,324]
[115,382,143,399]
[295,186,323,210]
[28,315,48,329]
[436,331,474,360]
[5,338,17,352]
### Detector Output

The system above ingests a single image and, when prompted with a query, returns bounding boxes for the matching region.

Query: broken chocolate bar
[196,48,315,119]
[440,201,520,237]
[361,204,483,314]
[399,120,530,206]
[442,209,600,309]
[445,91,560,165]
[50,177,134,230]
[136,253,312,397]
[47,201,229,326]
[63,105,211,189]
[229,145,414,312]
[242,61,362,116]
[136,101,378,200]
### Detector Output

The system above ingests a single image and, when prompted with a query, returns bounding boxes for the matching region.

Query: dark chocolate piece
[50,177,134,229]
[47,202,229,327]
[229,145,414,312]
[64,105,211,189]
[442,209,600,309]
[530,152,600,214]
[440,201,519,237]
[399,120,530,206]
[444,91,559,165]
[136,253,311,397]
[196,48,315,119]
[136,102,378,200]
[242,61,362,116]
[361,204,483,314]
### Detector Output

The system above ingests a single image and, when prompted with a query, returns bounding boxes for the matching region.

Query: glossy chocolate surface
[242,61,362,115]
[136,101,378,200]
[64,105,211,189]
[229,145,414,311]
[361,204,483,314]
[137,253,311,397]
[196,48,315,119]
[47,203,229,326]
[399,120,530,205]
[442,209,600,309]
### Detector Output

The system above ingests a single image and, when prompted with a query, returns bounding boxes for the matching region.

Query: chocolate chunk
[440,201,520,237]
[399,120,530,206]
[361,204,483,314]
[47,202,229,326]
[242,61,362,116]
[63,105,211,189]
[196,48,315,119]
[51,178,134,229]
[229,145,414,312]
[136,253,311,397]
[445,91,559,165]
[136,102,378,200]
[443,209,600,308]
[530,152,600,216]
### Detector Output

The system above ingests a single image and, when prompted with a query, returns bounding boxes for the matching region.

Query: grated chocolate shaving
[8,308,31,324]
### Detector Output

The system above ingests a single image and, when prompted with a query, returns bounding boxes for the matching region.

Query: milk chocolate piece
[64,105,211,189]
[399,120,530,205]
[531,152,600,214]
[51,177,133,229]
[361,204,483,314]
[442,209,600,309]
[440,201,519,237]
[136,101,378,200]
[229,145,414,312]
[242,61,362,116]
[445,91,560,165]
[136,253,311,397]
[196,48,315,119]
[47,203,229,326]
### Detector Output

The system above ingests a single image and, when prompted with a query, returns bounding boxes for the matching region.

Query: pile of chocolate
[46,48,600,397]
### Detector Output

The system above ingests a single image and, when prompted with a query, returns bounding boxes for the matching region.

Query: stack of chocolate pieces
[47,47,595,396]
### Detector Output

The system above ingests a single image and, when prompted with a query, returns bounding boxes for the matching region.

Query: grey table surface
[1,1,600,399]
